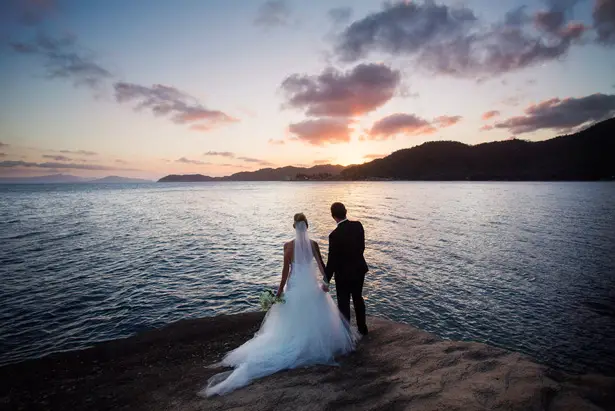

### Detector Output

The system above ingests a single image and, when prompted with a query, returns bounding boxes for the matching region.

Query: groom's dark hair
[331,202,347,219]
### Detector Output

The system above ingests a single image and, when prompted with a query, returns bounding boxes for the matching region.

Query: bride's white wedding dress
[201,221,358,397]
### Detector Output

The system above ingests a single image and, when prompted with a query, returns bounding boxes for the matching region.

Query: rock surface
[1,313,614,410]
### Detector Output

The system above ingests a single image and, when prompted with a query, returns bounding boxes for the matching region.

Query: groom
[325,202,369,335]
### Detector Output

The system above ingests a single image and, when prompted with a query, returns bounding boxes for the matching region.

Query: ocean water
[1,182,614,375]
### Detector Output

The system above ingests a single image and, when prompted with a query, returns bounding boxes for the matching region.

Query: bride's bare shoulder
[284,240,294,249]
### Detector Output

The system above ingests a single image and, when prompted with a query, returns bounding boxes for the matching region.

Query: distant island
[160,118,615,182]
[89,176,152,184]
[158,165,345,182]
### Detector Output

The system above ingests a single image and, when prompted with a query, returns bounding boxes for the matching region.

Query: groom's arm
[358,222,365,254]
[325,233,337,283]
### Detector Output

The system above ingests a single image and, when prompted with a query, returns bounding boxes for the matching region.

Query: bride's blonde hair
[293,213,308,229]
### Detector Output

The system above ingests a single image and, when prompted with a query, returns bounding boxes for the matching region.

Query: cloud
[42,154,71,161]
[281,63,401,117]
[0,160,130,170]
[363,154,387,160]
[533,0,582,33]
[493,93,615,134]
[114,82,238,131]
[175,157,210,165]
[0,142,8,148]
[0,153,6,158]
[2,0,56,27]
[482,110,501,120]
[115,159,128,164]
[334,1,587,78]
[480,125,494,131]
[288,118,352,145]
[594,0,615,44]
[59,149,97,156]
[268,139,285,145]
[433,115,462,128]
[237,157,275,166]
[335,2,477,63]
[204,151,235,158]
[369,114,436,140]
[313,158,335,165]
[328,7,353,25]
[254,0,291,27]
[10,32,112,90]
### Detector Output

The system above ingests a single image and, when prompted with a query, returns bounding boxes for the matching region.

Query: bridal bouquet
[259,289,285,311]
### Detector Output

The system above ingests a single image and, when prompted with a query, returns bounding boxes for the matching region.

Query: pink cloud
[288,118,352,146]
[482,110,501,120]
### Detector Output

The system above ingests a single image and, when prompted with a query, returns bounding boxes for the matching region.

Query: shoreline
[1,313,614,410]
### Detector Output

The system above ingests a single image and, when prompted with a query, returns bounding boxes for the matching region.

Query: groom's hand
[321,283,330,292]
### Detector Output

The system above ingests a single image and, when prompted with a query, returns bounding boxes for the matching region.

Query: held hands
[320,282,330,293]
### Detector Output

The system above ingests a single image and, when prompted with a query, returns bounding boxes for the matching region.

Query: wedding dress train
[201,222,357,396]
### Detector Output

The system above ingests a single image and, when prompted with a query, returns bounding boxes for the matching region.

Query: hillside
[222,164,344,181]
[158,164,345,182]
[342,118,615,181]
[158,174,216,182]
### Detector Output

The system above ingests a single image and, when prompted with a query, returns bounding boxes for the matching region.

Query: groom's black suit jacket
[325,220,368,285]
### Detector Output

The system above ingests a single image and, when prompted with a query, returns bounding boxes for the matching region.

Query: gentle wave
[0,181,614,376]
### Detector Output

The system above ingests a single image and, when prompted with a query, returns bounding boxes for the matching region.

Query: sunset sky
[1,0,614,179]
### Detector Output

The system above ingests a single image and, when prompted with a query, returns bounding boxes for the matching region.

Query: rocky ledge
[1,313,614,411]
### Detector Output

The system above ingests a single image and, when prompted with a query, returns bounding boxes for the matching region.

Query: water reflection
[0,181,614,375]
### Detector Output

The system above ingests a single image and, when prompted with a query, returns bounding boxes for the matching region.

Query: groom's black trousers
[336,274,367,334]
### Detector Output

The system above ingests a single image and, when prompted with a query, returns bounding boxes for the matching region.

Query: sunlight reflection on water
[1,181,614,375]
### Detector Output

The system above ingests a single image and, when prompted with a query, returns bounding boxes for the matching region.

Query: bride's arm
[311,241,328,282]
[276,243,292,297]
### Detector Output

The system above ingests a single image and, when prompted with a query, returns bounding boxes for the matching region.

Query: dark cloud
[114,82,237,131]
[59,149,97,156]
[204,151,235,158]
[369,113,436,140]
[533,0,582,33]
[482,110,501,120]
[175,157,210,165]
[254,0,291,27]
[1,0,56,27]
[10,33,112,90]
[42,154,71,161]
[288,118,352,145]
[334,1,587,78]
[237,156,275,166]
[268,139,285,145]
[281,63,401,117]
[594,0,615,44]
[313,158,335,165]
[328,7,352,25]
[0,142,8,147]
[493,93,615,134]
[0,153,6,158]
[335,2,477,63]
[0,160,130,170]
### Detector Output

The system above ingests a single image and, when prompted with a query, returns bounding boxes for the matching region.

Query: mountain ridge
[341,117,615,181]
[158,164,345,182]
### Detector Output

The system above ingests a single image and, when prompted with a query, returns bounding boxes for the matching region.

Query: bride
[201,213,358,396]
